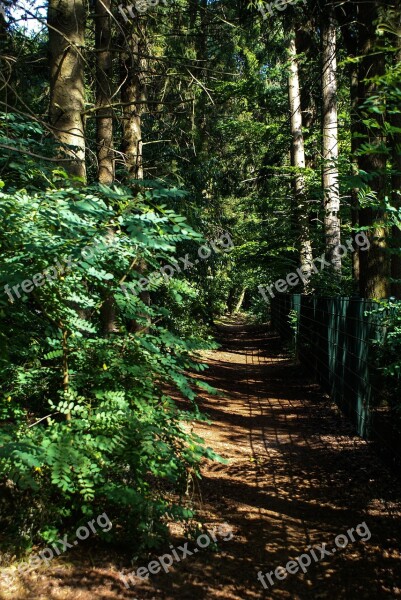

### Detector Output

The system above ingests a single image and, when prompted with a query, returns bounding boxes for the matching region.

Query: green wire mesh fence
[271,294,401,468]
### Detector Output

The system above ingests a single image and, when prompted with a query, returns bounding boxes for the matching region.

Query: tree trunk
[338,1,360,285]
[95,0,114,185]
[194,0,208,155]
[119,20,151,328]
[357,0,390,299]
[322,7,341,272]
[350,62,361,285]
[48,0,86,182]
[0,7,11,110]
[233,288,247,314]
[95,1,118,333]
[391,2,401,298]
[120,22,146,179]
[288,34,313,288]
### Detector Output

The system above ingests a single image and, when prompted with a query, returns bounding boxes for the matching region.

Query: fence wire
[271,294,401,469]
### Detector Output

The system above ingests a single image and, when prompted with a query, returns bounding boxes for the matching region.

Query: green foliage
[0,116,224,554]
[369,300,401,411]
[3,0,401,562]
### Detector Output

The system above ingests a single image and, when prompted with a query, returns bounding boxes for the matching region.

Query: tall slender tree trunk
[195,0,208,155]
[357,0,390,299]
[48,0,86,182]
[322,7,341,271]
[350,62,361,284]
[95,0,114,185]
[391,3,401,298]
[95,1,117,333]
[288,34,313,287]
[0,8,11,110]
[233,288,247,314]
[120,20,150,330]
[338,2,361,285]
[120,22,146,179]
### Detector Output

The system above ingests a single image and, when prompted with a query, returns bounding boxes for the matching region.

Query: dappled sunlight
[1,321,401,599]
[192,321,401,599]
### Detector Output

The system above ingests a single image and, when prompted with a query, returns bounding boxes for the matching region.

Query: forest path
[2,319,401,600]
[179,319,401,599]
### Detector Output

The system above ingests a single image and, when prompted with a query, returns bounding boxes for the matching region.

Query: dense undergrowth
[0,115,227,556]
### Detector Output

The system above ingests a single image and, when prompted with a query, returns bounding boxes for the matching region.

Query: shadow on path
[187,320,401,599]
[2,320,401,599]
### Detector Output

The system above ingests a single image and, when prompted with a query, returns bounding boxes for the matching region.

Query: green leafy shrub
[369,300,401,411]
[0,116,223,554]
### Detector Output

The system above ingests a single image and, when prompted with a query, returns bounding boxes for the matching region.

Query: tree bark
[95,0,114,185]
[350,62,361,285]
[120,22,146,179]
[288,34,313,288]
[94,1,118,333]
[233,288,247,314]
[322,7,341,272]
[390,2,401,298]
[48,0,86,182]
[0,5,9,107]
[194,0,208,155]
[337,1,360,284]
[356,0,390,299]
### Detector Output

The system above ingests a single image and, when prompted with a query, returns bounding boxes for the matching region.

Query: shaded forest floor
[2,319,401,599]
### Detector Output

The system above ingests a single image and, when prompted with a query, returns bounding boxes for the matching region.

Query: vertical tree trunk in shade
[96,1,117,333]
[288,34,313,287]
[119,21,150,331]
[338,2,361,285]
[350,63,361,284]
[0,10,16,113]
[195,0,208,155]
[390,3,401,298]
[357,0,390,299]
[120,21,149,328]
[95,0,114,185]
[322,7,341,272]
[120,23,146,179]
[0,10,10,109]
[48,0,86,182]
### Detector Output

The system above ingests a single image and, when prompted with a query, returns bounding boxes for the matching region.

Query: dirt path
[2,320,401,599]
[188,320,401,599]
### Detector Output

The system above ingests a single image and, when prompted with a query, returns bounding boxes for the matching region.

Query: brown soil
[1,319,401,600]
